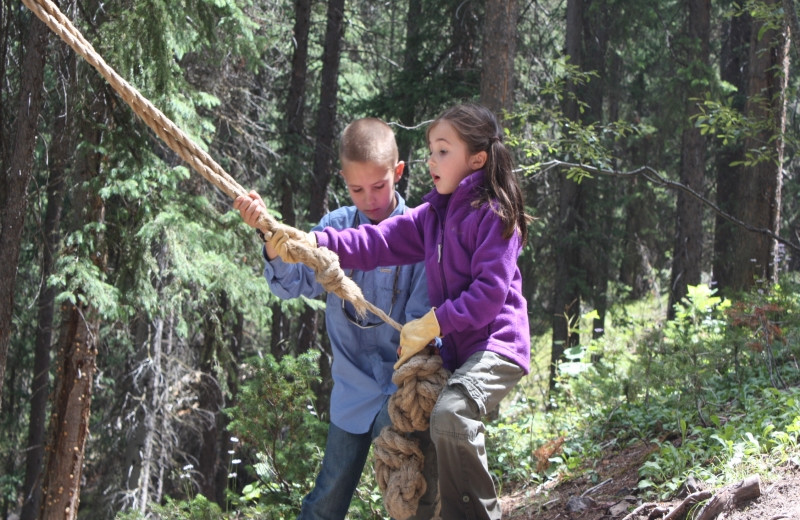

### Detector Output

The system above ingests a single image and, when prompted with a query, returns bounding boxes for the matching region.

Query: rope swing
[21,0,400,331]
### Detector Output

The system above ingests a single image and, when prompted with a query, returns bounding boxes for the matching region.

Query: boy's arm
[234,190,323,299]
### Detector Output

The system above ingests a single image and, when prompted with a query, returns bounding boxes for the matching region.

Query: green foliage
[492,278,800,503]
[224,352,326,513]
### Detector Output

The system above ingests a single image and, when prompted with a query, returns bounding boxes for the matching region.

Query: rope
[21,0,400,331]
[373,349,449,519]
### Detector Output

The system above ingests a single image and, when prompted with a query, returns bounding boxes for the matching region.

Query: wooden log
[693,475,761,520]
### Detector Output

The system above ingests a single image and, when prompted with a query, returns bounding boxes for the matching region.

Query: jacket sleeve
[314,206,427,271]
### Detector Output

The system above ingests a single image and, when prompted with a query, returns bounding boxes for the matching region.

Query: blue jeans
[298,399,392,520]
[298,397,438,520]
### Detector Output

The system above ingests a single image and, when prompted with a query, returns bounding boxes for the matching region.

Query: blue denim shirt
[263,194,430,434]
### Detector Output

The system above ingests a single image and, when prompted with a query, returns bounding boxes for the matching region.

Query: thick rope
[21,0,400,331]
[373,349,449,519]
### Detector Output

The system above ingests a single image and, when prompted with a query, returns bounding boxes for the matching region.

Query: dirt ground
[500,440,800,520]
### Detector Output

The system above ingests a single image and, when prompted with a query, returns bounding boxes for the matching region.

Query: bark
[270,0,312,358]
[694,475,761,520]
[19,46,72,520]
[39,78,107,520]
[550,0,583,392]
[308,0,345,222]
[668,0,710,318]
[480,0,518,113]
[739,0,788,285]
[0,3,49,410]
[579,0,611,339]
[39,302,99,520]
[304,0,345,414]
[783,0,800,57]
[396,0,423,198]
[717,0,788,292]
[713,11,751,291]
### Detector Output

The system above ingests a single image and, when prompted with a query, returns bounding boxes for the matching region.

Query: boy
[234,118,437,520]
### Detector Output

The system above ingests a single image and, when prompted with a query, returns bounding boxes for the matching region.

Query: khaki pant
[429,351,524,520]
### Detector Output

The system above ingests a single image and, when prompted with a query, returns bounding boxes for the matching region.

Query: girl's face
[427,120,486,195]
[340,159,404,223]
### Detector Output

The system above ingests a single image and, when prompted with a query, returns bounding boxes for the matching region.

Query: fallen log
[693,475,761,520]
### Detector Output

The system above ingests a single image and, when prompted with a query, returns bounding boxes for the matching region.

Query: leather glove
[395,308,440,369]
[269,226,317,263]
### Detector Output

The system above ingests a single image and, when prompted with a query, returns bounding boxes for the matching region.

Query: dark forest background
[1,0,799,518]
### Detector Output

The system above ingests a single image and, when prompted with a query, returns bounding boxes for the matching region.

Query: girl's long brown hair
[428,103,530,245]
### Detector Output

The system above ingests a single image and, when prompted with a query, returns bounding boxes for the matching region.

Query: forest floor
[499,439,800,520]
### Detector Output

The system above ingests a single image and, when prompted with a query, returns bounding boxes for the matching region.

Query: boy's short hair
[339,118,399,168]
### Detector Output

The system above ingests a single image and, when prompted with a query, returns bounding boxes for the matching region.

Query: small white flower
[232,459,242,465]
[228,472,237,478]
[182,464,194,471]
[230,436,239,443]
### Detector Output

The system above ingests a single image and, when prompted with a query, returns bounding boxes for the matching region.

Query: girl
[273,103,530,520]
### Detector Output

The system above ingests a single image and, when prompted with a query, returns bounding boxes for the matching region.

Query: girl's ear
[469,151,487,170]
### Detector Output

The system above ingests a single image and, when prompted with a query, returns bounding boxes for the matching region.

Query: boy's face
[340,159,404,223]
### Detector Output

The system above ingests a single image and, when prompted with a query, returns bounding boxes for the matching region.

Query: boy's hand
[234,191,267,229]
[395,308,440,369]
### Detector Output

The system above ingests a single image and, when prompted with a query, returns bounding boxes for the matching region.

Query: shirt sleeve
[404,260,431,322]
[262,218,331,300]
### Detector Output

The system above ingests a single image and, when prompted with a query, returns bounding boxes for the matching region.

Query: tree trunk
[20,45,72,520]
[39,80,107,520]
[0,4,49,411]
[304,0,345,415]
[396,0,423,198]
[309,0,345,222]
[713,11,751,291]
[39,302,98,520]
[715,0,788,292]
[550,0,583,392]
[738,0,788,285]
[480,0,518,113]
[668,0,710,318]
[270,0,312,359]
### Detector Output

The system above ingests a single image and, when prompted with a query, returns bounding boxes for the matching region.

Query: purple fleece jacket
[314,170,530,374]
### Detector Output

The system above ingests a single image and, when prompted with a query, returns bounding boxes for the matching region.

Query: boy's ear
[470,151,487,170]
[393,161,405,182]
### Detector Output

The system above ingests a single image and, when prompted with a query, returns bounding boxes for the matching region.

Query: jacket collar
[423,169,485,213]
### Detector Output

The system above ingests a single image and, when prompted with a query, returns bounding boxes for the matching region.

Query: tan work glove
[395,308,440,369]
[269,226,317,263]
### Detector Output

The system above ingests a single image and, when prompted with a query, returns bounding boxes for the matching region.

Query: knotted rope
[22,0,400,331]
[374,348,449,519]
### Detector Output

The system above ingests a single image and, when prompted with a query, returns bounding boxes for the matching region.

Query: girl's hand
[395,308,440,369]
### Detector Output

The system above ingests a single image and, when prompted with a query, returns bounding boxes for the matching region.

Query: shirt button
[462,495,470,503]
